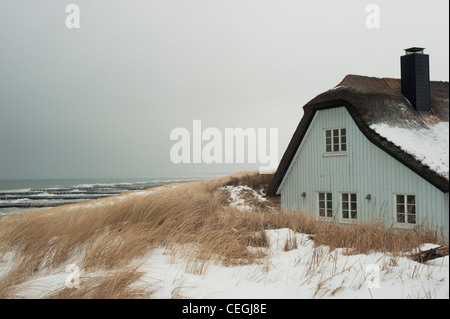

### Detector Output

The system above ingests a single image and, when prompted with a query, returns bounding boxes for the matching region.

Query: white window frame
[340,192,358,222]
[323,127,347,156]
[317,191,333,219]
[393,193,417,228]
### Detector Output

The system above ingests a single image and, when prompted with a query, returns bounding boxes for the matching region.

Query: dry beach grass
[0,172,444,298]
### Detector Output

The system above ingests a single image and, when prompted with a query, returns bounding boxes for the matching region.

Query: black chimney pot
[400,47,431,113]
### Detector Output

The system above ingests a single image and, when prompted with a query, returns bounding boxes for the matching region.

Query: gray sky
[0,0,448,180]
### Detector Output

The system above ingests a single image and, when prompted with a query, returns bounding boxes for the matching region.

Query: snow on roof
[268,75,449,195]
[370,122,449,180]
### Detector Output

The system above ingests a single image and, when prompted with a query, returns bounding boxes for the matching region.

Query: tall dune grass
[0,172,443,298]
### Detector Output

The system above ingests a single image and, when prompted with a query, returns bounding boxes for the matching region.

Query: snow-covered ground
[141,232,448,299]
[218,185,267,211]
[1,185,448,299]
[370,122,449,180]
[2,228,448,299]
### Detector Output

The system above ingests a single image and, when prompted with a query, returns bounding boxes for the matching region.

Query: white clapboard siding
[278,106,449,237]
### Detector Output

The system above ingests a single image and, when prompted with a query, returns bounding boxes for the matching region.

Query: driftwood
[411,246,449,263]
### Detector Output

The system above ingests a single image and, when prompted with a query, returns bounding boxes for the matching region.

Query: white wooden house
[268,48,449,238]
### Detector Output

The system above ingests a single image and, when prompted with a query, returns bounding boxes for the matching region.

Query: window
[318,192,333,218]
[395,194,416,224]
[341,193,357,220]
[324,127,346,155]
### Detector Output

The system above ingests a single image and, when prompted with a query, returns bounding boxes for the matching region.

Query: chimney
[400,47,431,113]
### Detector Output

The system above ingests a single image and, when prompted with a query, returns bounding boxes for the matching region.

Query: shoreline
[0,177,208,215]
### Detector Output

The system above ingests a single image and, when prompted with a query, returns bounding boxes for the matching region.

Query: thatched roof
[268,75,449,196]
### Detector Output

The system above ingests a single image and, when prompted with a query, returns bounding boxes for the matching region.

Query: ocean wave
[0,177,206,212]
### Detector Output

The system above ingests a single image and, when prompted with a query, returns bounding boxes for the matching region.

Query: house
[267,48,449,238]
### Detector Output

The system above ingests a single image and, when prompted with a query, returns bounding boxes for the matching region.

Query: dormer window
[323,127,346,155]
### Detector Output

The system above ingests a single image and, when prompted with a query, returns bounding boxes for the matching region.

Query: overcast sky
[0,0,448,180]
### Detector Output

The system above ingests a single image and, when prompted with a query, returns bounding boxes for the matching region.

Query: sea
[0,176,215,216]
